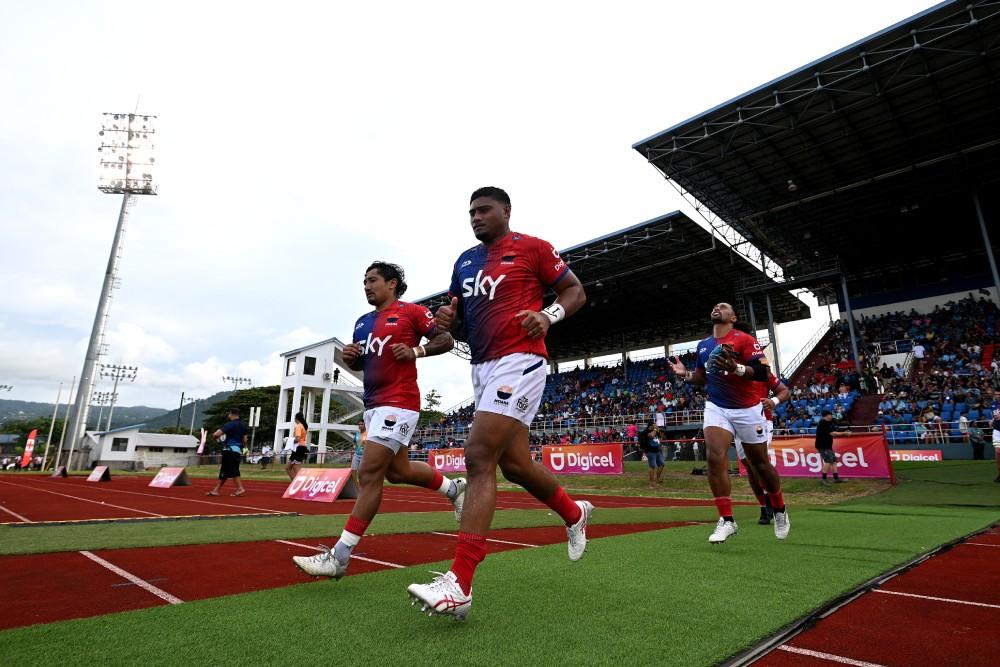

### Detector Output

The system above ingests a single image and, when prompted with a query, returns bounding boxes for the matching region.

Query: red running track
[0,474,733,524]
[0,522,689,630]
[752,526,1000,667]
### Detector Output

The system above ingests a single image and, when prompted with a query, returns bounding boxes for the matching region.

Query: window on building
[286,357,297,376]
[173,448,188,453]
[303,356,317,375]
[148,447,164,453]
[111,437,128,452]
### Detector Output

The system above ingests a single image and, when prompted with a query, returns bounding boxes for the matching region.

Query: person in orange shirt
[285,412,309,481]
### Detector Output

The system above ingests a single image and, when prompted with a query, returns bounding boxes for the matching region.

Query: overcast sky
[0,0,935,411]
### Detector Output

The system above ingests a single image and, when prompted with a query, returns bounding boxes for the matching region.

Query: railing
[772,421,979,445]
[781,320,833,381]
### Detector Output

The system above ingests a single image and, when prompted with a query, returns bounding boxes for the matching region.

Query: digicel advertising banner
[740,435,893,478]
[428,448,466,473]
[542,443,623,475]
[889,449,943,462]
[282,468,357,502]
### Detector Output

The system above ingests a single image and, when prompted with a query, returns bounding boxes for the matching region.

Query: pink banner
[542,443,623,475]
[428,448,466,473]
[20,429,37,468]
[889,449,943,462]
[86,465,111,482]
[739,435,893,479]
[282,468,358,503]
[148,467,191,488]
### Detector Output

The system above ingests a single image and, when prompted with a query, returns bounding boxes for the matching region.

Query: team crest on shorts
[755,425,764,435]
[516,396,529,412]
[494,385,513,406]
[382,414,398,430]
[399,423,410,436]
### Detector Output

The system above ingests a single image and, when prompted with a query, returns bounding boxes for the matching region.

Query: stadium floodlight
[98,364,138,431]
[0,385,13,392]
[223,376,252,391]
[90,390,118,431]
[98,114,157,195]
[63,112,157,471]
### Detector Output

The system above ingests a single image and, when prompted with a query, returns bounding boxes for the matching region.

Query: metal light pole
[91,391,117,431]
[41,382,63,468]
[100,365,138,431]
[63,113,157,467]
[52,377,77,471]
[223,376,251,392]
[184,397,199,435]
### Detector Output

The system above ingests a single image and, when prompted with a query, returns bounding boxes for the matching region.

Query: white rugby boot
[292,545,348,580]
[450,478,467,522]
[566,500,595,561]
[407,571,472,620]
[708,518,739,544]
[773,509,790,540]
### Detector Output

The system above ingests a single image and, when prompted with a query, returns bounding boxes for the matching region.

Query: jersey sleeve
[448,262,461,301]
[410,303,437,338]
[767,372,780,392]
[737,334,766,363]
[533,238,570,288]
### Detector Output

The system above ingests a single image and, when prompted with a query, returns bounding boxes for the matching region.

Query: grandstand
[417,0,1000,462]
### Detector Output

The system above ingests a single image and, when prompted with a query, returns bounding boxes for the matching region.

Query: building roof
[414,211,809,360]
[137,432,199,449]
[93,423,144,436]
[632,0,1000,299]
[280,336,347,358]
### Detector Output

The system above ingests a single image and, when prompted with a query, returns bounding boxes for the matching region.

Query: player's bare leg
[458,411,520,535]
[705,426,738,543]
[743,442,789,539]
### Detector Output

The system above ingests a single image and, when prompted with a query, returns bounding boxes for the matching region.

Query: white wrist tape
[771,396,781,408]
[412,345,426,358]
[541,303,566,325]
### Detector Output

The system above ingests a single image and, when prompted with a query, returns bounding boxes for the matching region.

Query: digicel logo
[288,474,342,497]
[770,447,871,473]
[434,453,465,468]
[549,450,615,472]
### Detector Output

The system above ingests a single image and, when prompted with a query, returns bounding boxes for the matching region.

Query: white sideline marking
[0,480,166,517]
[0,503,31,522]
[965,542,1000,548]
[430,531,539,548]
[80,551,183,605]
[777,645,887,666]
[275,539,404,569]
[67,482,285,514]
[874,588,1000,609]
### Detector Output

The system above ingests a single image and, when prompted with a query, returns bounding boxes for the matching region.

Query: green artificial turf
[0,461,996,667]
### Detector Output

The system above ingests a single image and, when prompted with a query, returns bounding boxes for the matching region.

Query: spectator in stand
[815,410,849,484]
[968,421,986,460]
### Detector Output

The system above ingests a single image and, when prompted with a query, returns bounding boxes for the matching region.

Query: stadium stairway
[848,394,881,426]
[786,326,840,388]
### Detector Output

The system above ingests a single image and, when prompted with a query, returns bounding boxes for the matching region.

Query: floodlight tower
[223,376,251,392]
[90,390,117,430]
[100,364,138,430]
[63,113,157,470]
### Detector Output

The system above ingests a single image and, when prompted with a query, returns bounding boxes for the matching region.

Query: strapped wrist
[541,303,565,325]
[412,345,426,358]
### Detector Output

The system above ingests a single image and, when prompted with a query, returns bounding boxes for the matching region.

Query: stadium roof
[633,0,1000,298]
[413,212,810,361]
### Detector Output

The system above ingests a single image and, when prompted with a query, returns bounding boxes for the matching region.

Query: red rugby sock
[770,490,785,512]
[543,487,582,526]
[713,495,733,520]
[450,533,487,595]
[343,516,370,539]
[753,492,767,507]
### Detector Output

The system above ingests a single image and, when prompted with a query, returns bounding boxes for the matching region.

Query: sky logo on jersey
[494,384,513,406]
[382,414,398,430]
[358,333,392,356]
[462,270,505,300]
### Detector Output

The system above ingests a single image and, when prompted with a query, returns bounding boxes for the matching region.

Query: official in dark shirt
[638,423,664,488]
[206,409,248,497]
[815,410,848,484]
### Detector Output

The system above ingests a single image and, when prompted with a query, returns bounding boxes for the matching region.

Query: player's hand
[668,356,687,376]
[761,398,775,412]
[342,342,362,364]
[435,297,458,332]
[516,310,549,339]
[714,344,738,373]
[389,343,416,362]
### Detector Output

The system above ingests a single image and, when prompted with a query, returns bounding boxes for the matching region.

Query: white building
[83,424,199,470]
[275,336,365,458]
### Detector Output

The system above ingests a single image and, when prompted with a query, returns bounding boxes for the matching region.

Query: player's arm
[517,270,586,340]
[390,330,454,361]
[762,376,790,412]
[668,356,706,387]
[715,337,769,381]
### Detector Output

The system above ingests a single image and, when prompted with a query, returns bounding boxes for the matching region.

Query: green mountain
[0,399,168,430]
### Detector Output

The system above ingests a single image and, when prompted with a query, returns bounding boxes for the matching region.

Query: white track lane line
[79,551,183,605]
[777,645,887,667]
[0,503,32,522]
[874,588,1000,609]
[49,481,285,515]
[0,479,166,517]
[965,542,1000,548]
[429,531,539,548]
[274,539,404,569]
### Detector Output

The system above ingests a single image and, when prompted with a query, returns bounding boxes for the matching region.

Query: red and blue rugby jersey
[352,300,436,411]
[695,329,768,409]
[448,231,570,364]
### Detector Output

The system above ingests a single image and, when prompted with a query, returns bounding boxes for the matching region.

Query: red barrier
[427,448,466,473]
[542,443,623,475]
[739,434,894,479]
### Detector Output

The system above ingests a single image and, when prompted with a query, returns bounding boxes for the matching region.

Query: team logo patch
[399,423,410,436]
[382,414,398,431]
[386,317,399,326]
[460,259,473,268]
[501,254,516,265]
[755,425,764,435]
[516,396,529,412]
[494,384,513,406]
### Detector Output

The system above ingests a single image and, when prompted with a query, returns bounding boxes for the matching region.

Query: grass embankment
[0,462,997,666]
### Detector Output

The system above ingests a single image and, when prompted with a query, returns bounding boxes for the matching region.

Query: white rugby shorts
[993,429,1000,448]
[735,421,773,460]
[472,353,547,427]
[363,406,419,453]
[705,401,769,447]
